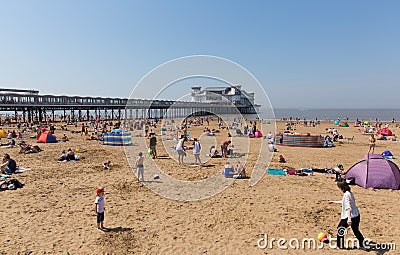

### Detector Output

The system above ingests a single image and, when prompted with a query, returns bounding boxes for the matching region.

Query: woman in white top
[176,136,186,165]
[329,181,365,250]
[192,138,201,165]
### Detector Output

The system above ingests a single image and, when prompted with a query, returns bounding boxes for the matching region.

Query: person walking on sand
[136,152,144,181]
[149,133,157,159]
[94,187,107,231]
[368,134,376,154]
[328,182,366,250]
[193,138,201,165]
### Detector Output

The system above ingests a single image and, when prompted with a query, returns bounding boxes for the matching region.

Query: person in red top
[221,140,231,158]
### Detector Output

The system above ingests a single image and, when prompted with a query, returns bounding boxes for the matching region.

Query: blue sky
[0,0,399,108]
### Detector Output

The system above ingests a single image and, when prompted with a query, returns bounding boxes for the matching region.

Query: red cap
[96,187,104,195]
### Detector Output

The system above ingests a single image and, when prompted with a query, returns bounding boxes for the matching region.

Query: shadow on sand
[103,227,132,233]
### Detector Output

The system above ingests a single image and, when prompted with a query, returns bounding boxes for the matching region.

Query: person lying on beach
[1,139,16,147]
[18,141,43,154]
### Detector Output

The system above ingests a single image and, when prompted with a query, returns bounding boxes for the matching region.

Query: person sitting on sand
[61,134,69,142]
[66,148,76,161]
[227,144,234,156]
[89,133,98,140]
[209,146,222,158]
[279,154,286,163]
[233,161,246,179]
[58,150,67,161]
[334,163,345,181]
[0,154,17,174]
[223,162,236,178]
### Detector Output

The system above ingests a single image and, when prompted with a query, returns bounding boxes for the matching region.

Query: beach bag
[345,177,355,185]
[9,179,23,189]
[148,148,153,156]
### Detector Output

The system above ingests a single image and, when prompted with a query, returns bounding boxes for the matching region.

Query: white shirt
[268,143,275,152]
[95,196,105,213]
[176,138,184,150]
[193,141,200,154]
[341,191,360,219]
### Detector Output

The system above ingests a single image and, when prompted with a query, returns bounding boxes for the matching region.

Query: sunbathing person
[18,141,43,154]
[1,139,16,147]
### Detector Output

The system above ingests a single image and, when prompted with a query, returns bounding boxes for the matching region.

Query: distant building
[191,84,257,114]
[191,84,255,105]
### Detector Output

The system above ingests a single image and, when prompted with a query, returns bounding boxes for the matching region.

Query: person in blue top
[223,162,235,178]
[1,154,17,174]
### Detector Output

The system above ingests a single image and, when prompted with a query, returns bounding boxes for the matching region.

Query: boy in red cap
[94,187,106,231]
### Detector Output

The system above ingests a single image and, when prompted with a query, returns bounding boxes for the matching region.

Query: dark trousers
[337,215,364,249]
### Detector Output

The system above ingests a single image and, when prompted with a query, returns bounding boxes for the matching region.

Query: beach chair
[346,136,354,143]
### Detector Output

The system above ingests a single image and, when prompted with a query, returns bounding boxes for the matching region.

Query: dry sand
[0,120,399,254]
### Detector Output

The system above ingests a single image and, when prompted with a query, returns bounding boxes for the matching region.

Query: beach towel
[14,167,32,173]
[267,168,286,176]
[300,168,313,176]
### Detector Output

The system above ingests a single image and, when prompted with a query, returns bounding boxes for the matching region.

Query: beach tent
[377,128,393,136]
[0,129,6,138]
[334,120,340,125]
[103,129,132,146]
[341,122,349,127]
[345,154,400,190]
[37,131,57,143]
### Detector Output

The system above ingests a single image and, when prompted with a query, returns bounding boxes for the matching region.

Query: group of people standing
[175,136,202,165]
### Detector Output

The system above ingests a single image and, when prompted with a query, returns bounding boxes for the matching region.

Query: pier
[0,88,258,123]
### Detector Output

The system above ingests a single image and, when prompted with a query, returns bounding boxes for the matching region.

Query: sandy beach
[0,119,399,254]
